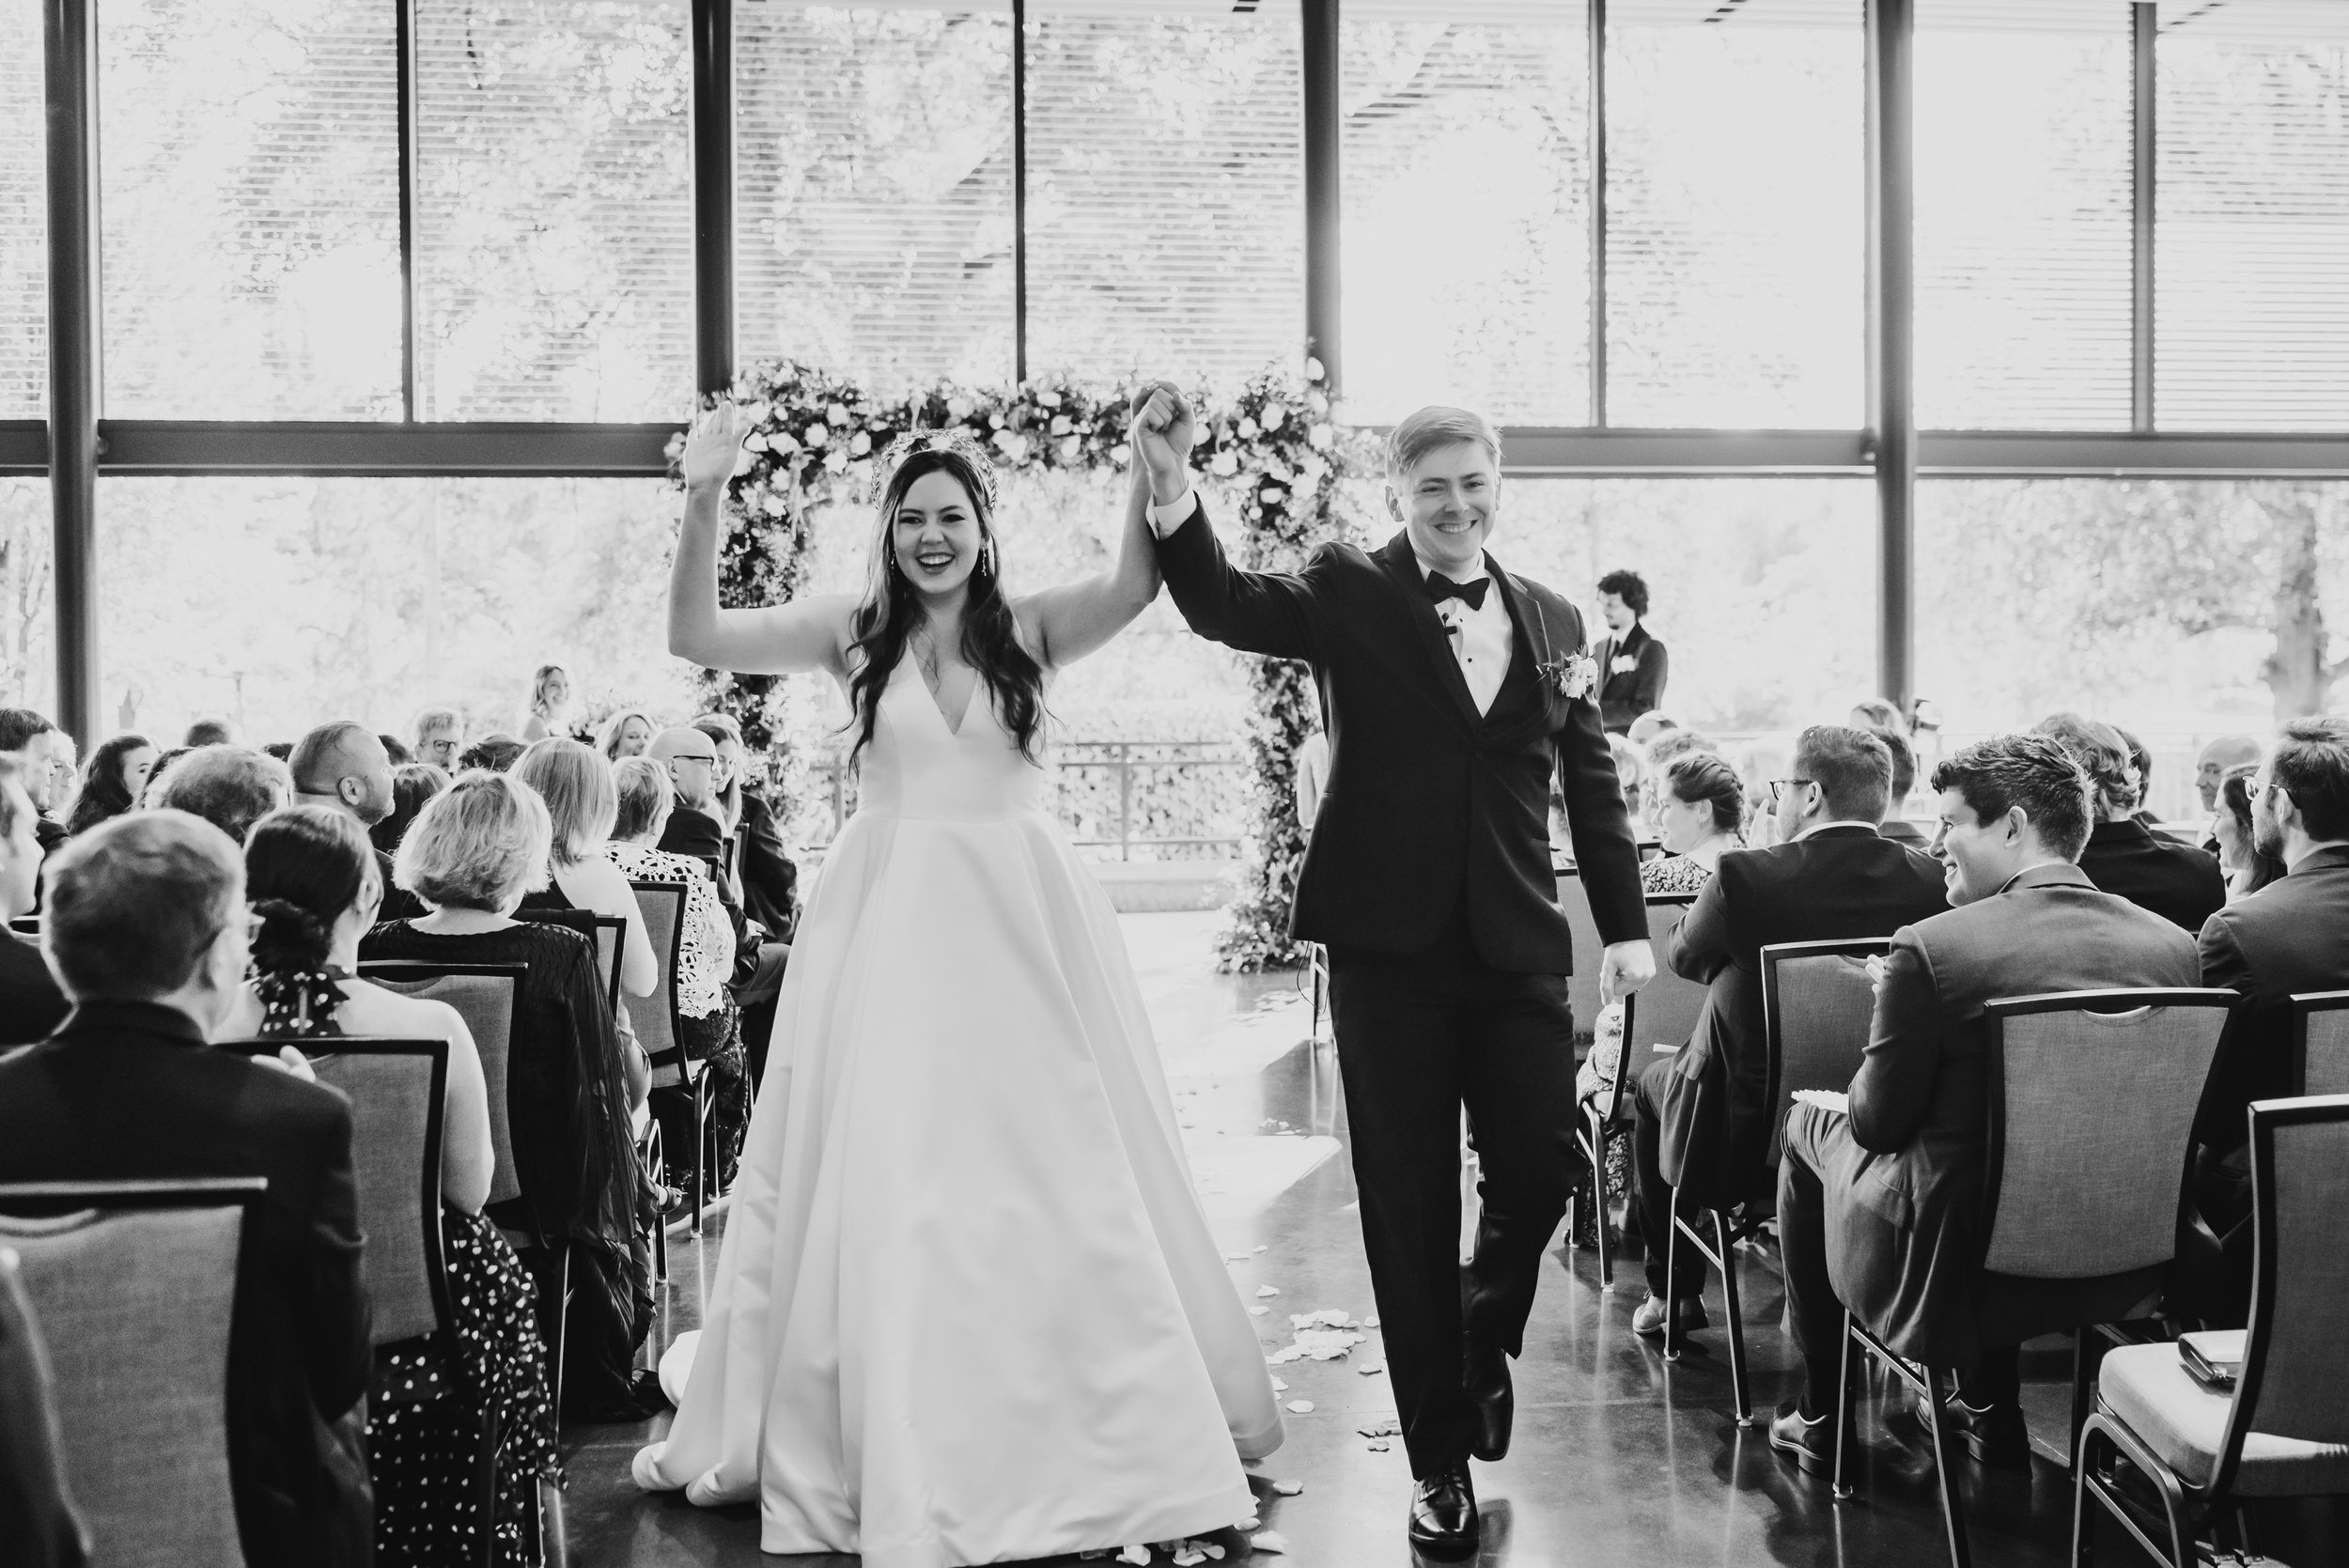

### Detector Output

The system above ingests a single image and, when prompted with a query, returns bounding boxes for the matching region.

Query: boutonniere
[1610,654,1639,675]
[1528,601,1598,701]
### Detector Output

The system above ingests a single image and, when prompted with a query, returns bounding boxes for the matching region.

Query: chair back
[591,915,625,1014]
[1626,893,1705,1052]
[0,1178,264,1568]
[8,914,37,938]
[2290,989,2349,1097]
[1979,988,2237,1279]
[1761,939,1893,1167]
[2217,1094,2349,1492]
[626,881,688,1084]
[1556,870,1604,1035]
[222,1039,450,1345]
[359,962,524,1206]
[0,1248,86,1566]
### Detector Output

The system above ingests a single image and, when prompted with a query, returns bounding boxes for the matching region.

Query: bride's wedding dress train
[631,662,1282,1567]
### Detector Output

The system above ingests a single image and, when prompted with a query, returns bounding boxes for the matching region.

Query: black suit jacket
[1157,505,1643,972]
[1594,622,1669,735]
[735,788,799,940]
[374,847,424,924]
[1657,825,1949,1202]
[1819,864,2200,1362]
[0,932,67,1046]
[2077,817,2226,934]
[1878,818,1929,849]
[2196,844,2349,1149]
[0,1002,371,1567]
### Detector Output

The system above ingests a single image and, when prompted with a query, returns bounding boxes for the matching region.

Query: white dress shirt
[1412,545,1514,717]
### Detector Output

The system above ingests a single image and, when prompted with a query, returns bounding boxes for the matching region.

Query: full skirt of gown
[632,667,1282,1567]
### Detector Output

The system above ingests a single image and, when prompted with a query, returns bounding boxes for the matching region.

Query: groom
[1134,389,1652,1553]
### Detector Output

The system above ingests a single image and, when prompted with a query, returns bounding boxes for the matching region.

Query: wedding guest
[260,742,293,763]
[62,732,155,837]
[412,706,463,772]
[2213,765,2286,900]
[0,711,68,857]
[734,747,800,947]
[1868,724,1928,847]
[0,758,66,1044]
[648,726,727,873]
[1734,737,1792,849]
[683,713,794,1057]
[2038,712,2225,932]
[291,721,423,922]
[39,731,77,828]
[520,663,574,742]
[2116,726,2170,830]
[459,734,526,773]
[693,713,748,844]
[1640,726,1946,1339]
[138,746,194,807]
[2188,718,2349,1318]
[2195,733,2263,815]
[608,757,752,1194]
[361,771,658,1420]
[370,763,449,857]
[1594,569,1669,735]
[183,719,235,747]
[1626,709,1678,750]
[148,745,290,845]
[1607,733,1647,820]
[217,807,559,1564]
[1770,735,2195,1475]
[510,739,659,1006]
[1644,728,1717,772]
[597,708,656,762]
[379,733,412,767]
[1848,697,1906,733]
[0,811,372,1565]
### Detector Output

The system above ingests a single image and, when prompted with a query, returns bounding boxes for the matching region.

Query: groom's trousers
[1327,911,1581,1479]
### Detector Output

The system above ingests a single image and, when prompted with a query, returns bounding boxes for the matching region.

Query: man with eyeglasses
[649,726,726,871]
[1637,725,1948,1343]
[0,810,372,1565]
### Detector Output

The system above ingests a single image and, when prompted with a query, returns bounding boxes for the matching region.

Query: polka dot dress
[258,969,563,1565]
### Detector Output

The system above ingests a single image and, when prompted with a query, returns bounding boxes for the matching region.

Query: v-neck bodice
[854,658,1049,823]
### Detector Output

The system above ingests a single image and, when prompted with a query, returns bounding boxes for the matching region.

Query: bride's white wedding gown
[632,660,1283,1566]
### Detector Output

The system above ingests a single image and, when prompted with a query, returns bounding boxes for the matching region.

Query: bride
[632,394,1282,1566]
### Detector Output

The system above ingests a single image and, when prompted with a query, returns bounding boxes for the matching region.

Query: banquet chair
[627,881,710,1235]
[0,1177,266,1568]
[1556,869,1605,1042]
[1665,938,1889,1424]
[0,1248,86,1568]
[1634,892,1706,1051]
[2073,1093,2349,1568]
[2289,989,2349,1096]
[1831,988,2237,1568]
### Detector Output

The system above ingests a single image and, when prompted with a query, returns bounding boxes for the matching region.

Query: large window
[735,6,1015,391]
[1914,1,2131,429]
[0,0,43,418]
[1604,0,1863,428]
[98,0,403,419]
[1340,3,1592,427]
[0,477,53,711]
[1023,1,1304,385]
[98,477,691,744]
[2156,4,2349,430]
[415,0,693,420]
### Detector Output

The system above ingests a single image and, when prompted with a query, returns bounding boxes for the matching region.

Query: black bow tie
[1423,572,1489,612]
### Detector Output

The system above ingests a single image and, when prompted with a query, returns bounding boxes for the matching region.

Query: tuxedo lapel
[1374,532,1481,728]
[1484,560,1558,733]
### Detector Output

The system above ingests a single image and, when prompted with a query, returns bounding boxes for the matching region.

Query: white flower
[1237,416,1259,441]
[1050,413,1073,436]
[1260,485,1286,505]
[1262,402,1289,428]
[803,424,828,448]
[731,448,756,478]
[1210,449,1240,477]
[742,429,769,452]
[823,448,848,474]
[994,429,1030,461]
[825,402,849,426]
[769,428,800,455]
[1060,435,1081,461]
[1039,389,1063,409]
[1308,423,1333,449]
[947,395,975,419]
[1305,356,1326,382]
[848,429,872,457]
[662,432,685,460]
[760,489,788,517]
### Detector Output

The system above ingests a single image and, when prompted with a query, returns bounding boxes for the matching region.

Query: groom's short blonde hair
[1386,405,1502,479]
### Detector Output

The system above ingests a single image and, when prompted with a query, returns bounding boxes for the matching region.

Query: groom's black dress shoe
[1408,1463,1480,1557]
[1465,1336,1513,1462]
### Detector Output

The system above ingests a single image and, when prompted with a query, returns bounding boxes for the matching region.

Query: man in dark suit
[289,719,423,922]
[0,759,67,1044]
[1144,392,1649,1553]
[649,726,728,872]
[2188,718,2349,1311]
[0,812,371,1565]
[0,710,69,862]
[1593,569,1669,736]
[1638,726,1946,1337]
[1770,736,2198,1475]
[2036,713,2226,932]
[1867,724,1929,847]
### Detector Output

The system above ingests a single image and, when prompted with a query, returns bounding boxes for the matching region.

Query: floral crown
[876,427,1001,513]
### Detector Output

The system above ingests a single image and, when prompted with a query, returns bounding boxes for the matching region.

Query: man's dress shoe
[1408,1463,1480,1556]
[1913,1389,2032,1471]
[1465,1337,1512,1462]
[1767,1404,1838,1477]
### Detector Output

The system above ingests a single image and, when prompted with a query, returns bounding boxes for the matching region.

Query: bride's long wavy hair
[846,446,1046,766]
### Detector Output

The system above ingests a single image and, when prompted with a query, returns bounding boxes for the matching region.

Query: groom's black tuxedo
[1157,501,1645,1482]
[1156,509,1647,969]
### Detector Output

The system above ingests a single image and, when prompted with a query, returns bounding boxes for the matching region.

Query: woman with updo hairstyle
[2215,762,2286,901]
[219,806,557,1565]
[361,769,659,1421]
[1645,751,1744,893]
[64,731,156,837]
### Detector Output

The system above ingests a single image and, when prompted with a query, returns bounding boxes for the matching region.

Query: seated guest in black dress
[0,757,67,1043]
[61,731,156,838]
[2037,711,2224,933]
[361,770,660,1420]
[149,744,291,845]
[0,811,373,1566]
[1771,736,2197,1475]
[219,807,560,1565]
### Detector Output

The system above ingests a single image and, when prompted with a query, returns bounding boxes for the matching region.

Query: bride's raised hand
[681,399,756,491]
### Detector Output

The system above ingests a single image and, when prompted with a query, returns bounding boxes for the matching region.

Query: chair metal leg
[2071,1418,2094,1568]
[540,1475,568,1568]
[1663,1184,1683,1359]
[688,1071,708,1238]
[1587,1111,1615,1291]
[1832,1309,1859,1499]
[1713,1209,1754,1426]
[552,1243,572,1426]
[1922,1365,1974,1568]
[2070,1331,2093,1473]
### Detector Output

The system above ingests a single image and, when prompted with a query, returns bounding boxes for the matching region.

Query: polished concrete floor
[559,914,2345,1568]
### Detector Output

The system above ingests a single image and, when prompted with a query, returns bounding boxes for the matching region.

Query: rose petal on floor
[1255,1285,1280,1297]
[1117,1546,1151,1566]
[1252,1529,1291,1552]
[1249,1305,1268,1316]
[1358,1363,1385,1376]
[1284,1399,1315,1414]
[1269,1378,1287,1391]
[1367,1439,1391,1452]
[1270,1480,1304,1496]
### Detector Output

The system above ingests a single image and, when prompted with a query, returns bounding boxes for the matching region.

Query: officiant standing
[1594,568,1669,735]
[1139,392,1651,1557]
